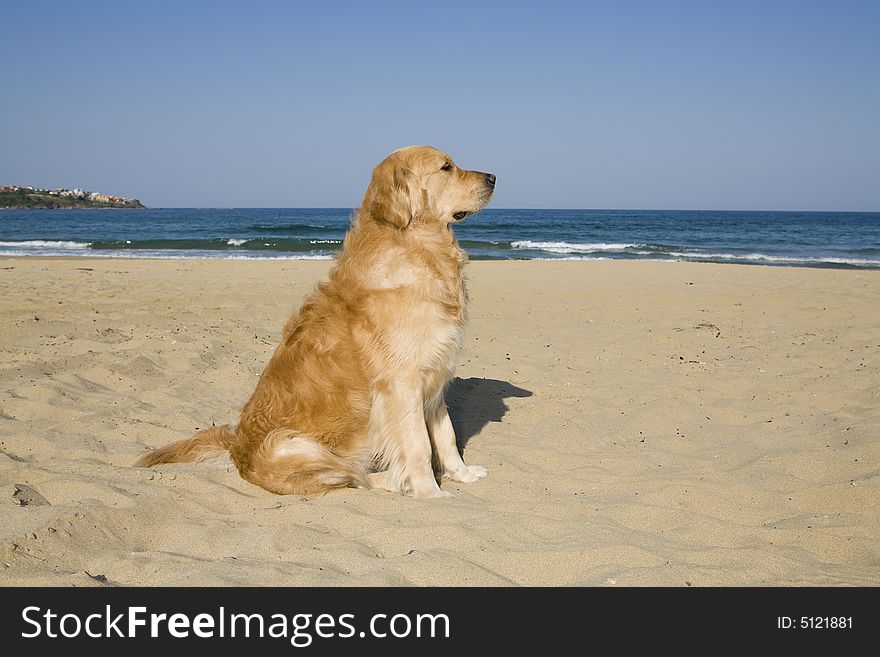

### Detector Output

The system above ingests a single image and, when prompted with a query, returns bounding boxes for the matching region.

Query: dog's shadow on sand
[445,377,533,450]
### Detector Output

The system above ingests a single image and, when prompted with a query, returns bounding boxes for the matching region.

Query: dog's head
[362,146,495,229]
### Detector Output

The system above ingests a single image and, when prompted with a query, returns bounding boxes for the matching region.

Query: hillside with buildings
[0,185,145,209]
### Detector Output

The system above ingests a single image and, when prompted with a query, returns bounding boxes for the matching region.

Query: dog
[135,146,496,497]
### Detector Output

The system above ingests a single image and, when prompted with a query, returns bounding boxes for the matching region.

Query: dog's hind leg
[238,429,368,495]
[367,470,399,492]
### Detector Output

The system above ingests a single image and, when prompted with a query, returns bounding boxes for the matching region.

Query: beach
[1,257,878,586]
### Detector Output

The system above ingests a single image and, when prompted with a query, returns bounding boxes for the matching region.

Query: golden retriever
[135,146,496,497]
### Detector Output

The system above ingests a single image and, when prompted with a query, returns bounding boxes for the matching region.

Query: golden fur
[135,146,495,497]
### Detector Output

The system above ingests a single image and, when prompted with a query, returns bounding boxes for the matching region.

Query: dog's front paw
[446,464,488,483]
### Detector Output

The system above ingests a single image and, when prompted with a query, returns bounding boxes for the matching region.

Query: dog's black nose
[486,173,496,186]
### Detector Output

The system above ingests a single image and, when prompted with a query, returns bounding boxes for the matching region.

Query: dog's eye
[440,162,452,171]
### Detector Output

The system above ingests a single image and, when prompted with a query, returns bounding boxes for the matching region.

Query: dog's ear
[364,163,423,229]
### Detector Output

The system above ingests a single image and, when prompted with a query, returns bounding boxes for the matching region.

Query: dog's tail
[134,424,235,468]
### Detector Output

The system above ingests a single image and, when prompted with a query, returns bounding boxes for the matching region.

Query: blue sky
[1,1,878,210]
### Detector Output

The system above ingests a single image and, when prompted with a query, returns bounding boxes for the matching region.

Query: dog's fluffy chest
[391,277,465,370]
[362,260,466,387]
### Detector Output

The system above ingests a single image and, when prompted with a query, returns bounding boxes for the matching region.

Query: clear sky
[2,1,878,210]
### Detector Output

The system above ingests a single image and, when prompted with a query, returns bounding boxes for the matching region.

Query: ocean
[1,208,878,268]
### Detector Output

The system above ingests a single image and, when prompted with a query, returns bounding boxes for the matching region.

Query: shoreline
[0,254,877,271]
[1,257,878,585]
[0,207,147,211]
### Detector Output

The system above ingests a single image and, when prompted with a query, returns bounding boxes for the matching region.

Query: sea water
[1,208,878,268]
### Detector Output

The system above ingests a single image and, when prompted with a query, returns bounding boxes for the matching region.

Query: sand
[0,257,878,586]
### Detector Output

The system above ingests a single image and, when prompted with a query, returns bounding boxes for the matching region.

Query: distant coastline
[0,185,145,209]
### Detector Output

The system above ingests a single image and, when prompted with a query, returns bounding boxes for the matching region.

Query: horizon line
[137,206,880,214]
